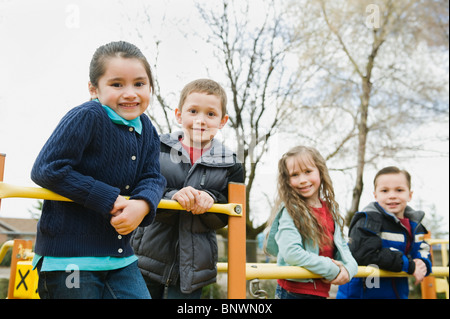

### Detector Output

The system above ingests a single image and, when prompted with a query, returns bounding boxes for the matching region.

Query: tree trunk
[347,78,371,225]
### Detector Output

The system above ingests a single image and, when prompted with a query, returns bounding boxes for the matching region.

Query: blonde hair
[267,145,344,249]
[178,79,227,118]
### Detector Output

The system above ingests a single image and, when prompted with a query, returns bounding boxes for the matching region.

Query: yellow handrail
[4,241,447,280]
[0,240,14,264]
[217,263,449,280]
[0,182,242,217]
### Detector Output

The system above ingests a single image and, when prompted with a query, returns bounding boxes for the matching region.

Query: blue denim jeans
[37,260,151,299]
[145,277,203,299]
[275,285,326,299]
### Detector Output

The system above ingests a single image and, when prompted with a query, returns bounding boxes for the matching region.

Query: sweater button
[131,155,136,161]
[129,127,134,132]
[118,235,122,239]
[118,248,123,253]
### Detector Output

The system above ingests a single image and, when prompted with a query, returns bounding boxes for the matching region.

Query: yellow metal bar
[426,239,450,246]
[159,199,242,216]
[0,182,242,216]
[0,182,71,202]
[0,240,14,264]
[217,263,449,280]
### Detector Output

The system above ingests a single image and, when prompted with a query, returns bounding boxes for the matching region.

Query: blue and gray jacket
[337,202,432,299]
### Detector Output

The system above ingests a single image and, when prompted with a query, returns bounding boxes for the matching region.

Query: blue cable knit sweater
[31,100,166,258]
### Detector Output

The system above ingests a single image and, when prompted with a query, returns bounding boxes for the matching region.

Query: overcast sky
[0,0,448,234]
[0,0,202,215]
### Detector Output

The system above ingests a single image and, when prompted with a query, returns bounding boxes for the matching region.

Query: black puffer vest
[131,131,243,293]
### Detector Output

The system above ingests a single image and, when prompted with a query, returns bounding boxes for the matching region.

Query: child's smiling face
[175,92,228,149]
[286,153,322,208]
[374,173,413,218]
[88,57,151,120]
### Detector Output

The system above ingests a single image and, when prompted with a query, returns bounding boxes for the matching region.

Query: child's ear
[175,108,183,124]
[219,114,229,129]
[88,82,98,99]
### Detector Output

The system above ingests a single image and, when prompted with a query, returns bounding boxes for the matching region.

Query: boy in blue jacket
[337,166,432,299]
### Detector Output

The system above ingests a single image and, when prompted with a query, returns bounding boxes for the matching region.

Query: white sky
[0,0,205,215]
[0,0,448,235]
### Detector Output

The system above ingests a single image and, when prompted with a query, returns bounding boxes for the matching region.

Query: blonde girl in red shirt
[265,145,357,299]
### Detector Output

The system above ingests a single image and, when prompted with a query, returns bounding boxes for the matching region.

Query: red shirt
[278,203,336,298]
[180,138,210,164]
[399,217,412,253]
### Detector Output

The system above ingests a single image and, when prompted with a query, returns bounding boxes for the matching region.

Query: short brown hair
[178,79,227,118]
[374,166,412,190]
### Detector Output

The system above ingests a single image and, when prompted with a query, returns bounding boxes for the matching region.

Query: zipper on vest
[164,240,180,298]
[200,171,206,187]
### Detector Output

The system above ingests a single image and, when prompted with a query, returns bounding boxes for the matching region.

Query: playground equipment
[0,152,246,299]
[0,153,448,299]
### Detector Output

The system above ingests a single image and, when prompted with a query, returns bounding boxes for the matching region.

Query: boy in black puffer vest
[132,79,244,299]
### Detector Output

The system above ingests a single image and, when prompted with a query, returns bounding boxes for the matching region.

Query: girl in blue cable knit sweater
[30,41,166,299]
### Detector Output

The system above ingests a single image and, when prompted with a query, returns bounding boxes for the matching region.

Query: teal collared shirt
[95,99,142,134]
[32,254,137,271]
